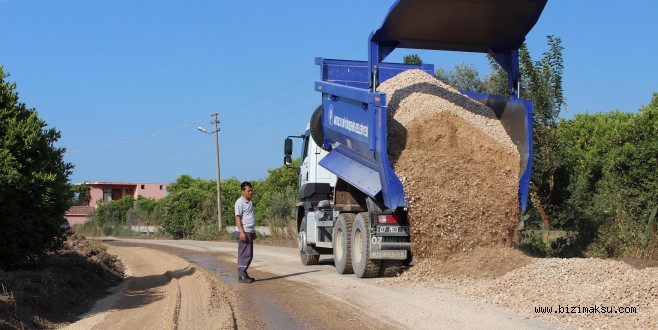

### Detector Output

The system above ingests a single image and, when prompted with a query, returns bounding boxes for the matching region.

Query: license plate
[376,225,409,235]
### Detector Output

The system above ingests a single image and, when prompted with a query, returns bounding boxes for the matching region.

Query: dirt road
[64,238,568,329]
[61,244,240,330]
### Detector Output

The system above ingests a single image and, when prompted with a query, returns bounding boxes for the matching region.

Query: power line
[222,105,316,130]
[221,90,316,122]
[66,39,369,155]
[110,135,207,173]
[66,117,207,153]
[217,38,368,114]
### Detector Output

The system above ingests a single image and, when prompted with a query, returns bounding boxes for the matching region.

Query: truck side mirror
[284,138,293,156]
[284,155,293,168]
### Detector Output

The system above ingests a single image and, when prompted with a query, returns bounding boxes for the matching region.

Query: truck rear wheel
[333,213,354,274]
[352,212,381,278]
[299,217,320,266]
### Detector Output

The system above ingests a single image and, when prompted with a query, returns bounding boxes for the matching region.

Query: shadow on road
[112,265,196,311]
[255,269,321,282]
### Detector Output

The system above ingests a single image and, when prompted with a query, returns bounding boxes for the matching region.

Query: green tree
[268,186,297,225]
[521,36,565,232]
[556,94,658,257]
[220,177,242,227]
[435,63,489,93]
[134,195,158,215]
[403,54,422,65]
[595,95,658,257]
[257,158,300,222]
[113,195,134,223]
[167,174,215,195]
[161,188,212,239]
[0,65,73,269]
[554,111,634,253]
[71,183,91,206]
[90,195,134,225]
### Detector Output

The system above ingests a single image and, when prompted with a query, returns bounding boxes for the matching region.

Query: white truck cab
[298,123,334,188]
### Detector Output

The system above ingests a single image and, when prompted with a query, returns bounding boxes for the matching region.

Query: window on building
[159,185,163,190]
[141,185,145,189]
[103,189,113,201]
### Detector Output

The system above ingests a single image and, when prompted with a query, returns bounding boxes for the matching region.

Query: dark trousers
[235,231,254,277]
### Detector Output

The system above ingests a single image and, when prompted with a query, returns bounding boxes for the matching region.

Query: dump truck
[284,0,547,278]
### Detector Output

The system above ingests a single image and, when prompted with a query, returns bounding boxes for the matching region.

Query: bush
[161,189,212,239]
[267,186,297,226]
[554,93,658,258]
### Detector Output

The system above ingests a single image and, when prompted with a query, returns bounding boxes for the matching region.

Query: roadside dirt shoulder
[62,245,243,330]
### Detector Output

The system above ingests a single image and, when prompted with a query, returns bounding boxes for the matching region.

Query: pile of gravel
[383,248,658,329]
[379,70,520,259]
[375,70,658,328]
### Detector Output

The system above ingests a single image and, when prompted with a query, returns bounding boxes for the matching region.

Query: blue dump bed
[314,0,547,211]
[315,60,433,210]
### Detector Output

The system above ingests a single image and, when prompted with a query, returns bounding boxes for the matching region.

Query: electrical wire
[66,117,207,153]
[220,89,316,121]
[221,105,316,131]
[110,134,207,173]
[65,39,369,156]
[217,38,368,114]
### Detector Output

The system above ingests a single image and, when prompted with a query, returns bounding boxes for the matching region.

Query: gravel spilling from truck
[379,69,520,259]
[377,70,658,329]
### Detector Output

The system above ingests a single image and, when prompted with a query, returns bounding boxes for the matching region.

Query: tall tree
[0,65,73,269]
[518,36,565,231]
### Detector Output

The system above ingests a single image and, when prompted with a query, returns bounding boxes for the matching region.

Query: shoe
[239,276,254,283]
[245,273,255,281]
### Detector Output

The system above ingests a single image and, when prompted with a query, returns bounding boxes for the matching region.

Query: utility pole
[212,113,223,232]
[197,114,223,232]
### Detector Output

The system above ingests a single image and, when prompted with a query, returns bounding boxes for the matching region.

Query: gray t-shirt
[234,196,255,232]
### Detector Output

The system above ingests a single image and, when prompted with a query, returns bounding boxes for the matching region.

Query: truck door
[313,144,332,183]
[299,135,311,186]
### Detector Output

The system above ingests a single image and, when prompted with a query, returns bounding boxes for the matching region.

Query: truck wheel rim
[298,231,306,252]
[354,227,362,263]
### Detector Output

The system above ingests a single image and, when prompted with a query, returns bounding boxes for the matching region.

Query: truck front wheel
[333,213,354,274]
[299,217,320,265]
[352,212,381,278]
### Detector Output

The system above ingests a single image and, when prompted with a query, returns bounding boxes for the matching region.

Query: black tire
[379,260,403,277]
[333,213,354,274]
[351,212,381,278]
[310,105,324,148]
[299,217,320,266]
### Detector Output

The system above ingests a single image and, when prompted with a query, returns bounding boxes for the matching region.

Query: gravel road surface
[64,238,570,330]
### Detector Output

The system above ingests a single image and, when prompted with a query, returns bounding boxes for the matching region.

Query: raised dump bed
[313,0,547,211]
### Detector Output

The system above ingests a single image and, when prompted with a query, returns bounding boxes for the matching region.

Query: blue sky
[1,1,656,185]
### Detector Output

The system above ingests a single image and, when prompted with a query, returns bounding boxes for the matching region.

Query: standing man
[235,181,256,283]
